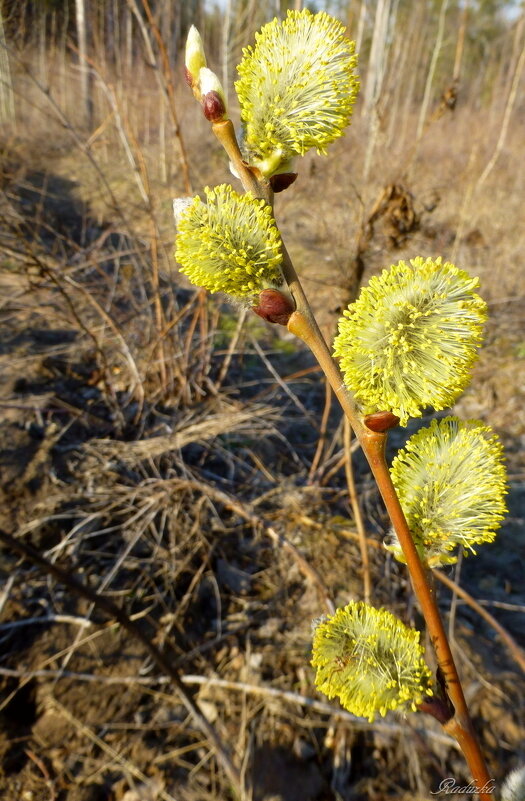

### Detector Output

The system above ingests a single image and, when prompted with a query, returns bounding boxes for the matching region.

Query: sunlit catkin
[333,257,487,425]
[312,602,433,722]
[175,184,283,299]
[235,9,359,177]
[386,417,508,567]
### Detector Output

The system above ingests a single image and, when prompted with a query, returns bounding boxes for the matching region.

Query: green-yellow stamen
[312,602,433,722]
[175,184,283,299]
[235,9,359,176]
[333,257,488,425]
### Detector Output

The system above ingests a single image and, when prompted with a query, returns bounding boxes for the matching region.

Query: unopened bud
[364,411,400,432]
[252,288,294,325]
[199,68,228,122]
[185,26,207,97]
[269,172,298,193]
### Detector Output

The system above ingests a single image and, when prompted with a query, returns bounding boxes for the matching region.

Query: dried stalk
[343,418,371,604]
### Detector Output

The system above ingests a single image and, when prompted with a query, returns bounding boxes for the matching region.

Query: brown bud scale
[270,173,298,193]
[252,289,294,326]
[364,411,400,432]
[203,91,226,122]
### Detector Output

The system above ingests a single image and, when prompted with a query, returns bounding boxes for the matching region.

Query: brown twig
[308,379,332,483]
[216,307,247,389]
[181,288,208,403]
[212,119,264,199]
[343,418,371,604]
[288,257,491,798]
[24,748,56,800]
[361,431,493,797]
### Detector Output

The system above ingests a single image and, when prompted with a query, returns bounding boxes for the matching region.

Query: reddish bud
[418,696,454,725]
[269,173,298,193]
[203,90,227,122]
[364,411,400,432]
[252,288,294,325]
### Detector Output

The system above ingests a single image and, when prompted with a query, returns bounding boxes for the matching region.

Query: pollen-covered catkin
[333,257,487,425]
[235,9,359,176]
[175,184,283,299]
[312,602,433,721]
[386,417,508,566]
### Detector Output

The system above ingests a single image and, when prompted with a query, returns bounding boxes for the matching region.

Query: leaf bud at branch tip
[185,25,207,99]
[252,288,294,325]
[203,91,226,122]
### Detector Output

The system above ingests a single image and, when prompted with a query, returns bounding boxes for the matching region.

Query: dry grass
[0,16,524,801]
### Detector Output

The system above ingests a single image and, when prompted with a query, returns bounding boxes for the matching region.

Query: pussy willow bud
[333,257,487,426]
[252,288,294,325]
[235,9,359,177]
[364,411,400,432]
[312,602,433,722]
[185,25,207,100]
[269,172,298,193]
[175,184,283,300]
[386,417,508,567]
[199,67,228,122]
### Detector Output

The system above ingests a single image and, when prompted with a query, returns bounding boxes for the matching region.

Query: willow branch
[209,114,493,797]
[285,295,493,798]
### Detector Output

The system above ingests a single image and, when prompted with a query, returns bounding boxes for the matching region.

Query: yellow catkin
[333,257,487,425]
[312,602,433,722]
[175,184,283,299]
[386,417,508,567]
[235,10,359,176]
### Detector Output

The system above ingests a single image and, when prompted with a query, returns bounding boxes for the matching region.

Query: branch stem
[212,119,264,199]
[287,308,493,797]
[208,114,493,797]
[363,436,493,796]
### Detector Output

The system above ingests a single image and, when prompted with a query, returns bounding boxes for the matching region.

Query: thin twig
[0,615,92,632]
[308,379,332,483]
[0,667,456,749]
[343,418,371,604]
[216,307,247,389]
[250,337,318,429]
